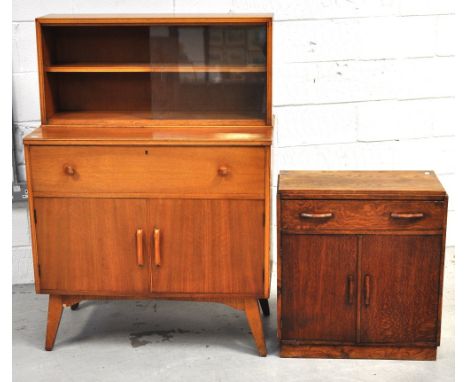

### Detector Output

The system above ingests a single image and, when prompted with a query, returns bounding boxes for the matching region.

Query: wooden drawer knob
[64,165,76,176]
[218,166,229,177]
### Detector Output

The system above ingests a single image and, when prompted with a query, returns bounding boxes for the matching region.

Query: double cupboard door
[281,234,442,346]
[34,197,264,296]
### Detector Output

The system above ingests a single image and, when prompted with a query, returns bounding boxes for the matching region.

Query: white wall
[12,0,455,284]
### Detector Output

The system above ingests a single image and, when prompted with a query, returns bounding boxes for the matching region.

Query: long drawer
[29,146,265,197]
[281,199,446,232]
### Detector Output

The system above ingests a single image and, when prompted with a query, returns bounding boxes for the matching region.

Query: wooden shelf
[24,126,273,146]
[45,64,267,73]
[47,111,266,127]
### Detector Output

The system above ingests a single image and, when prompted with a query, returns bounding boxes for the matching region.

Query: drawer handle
[64,165,75,176]
[217,166,229,177]
[347,275,354,305]
[153,228,161,267]
[390,212,425,219]
[136,229,144,267]
[299,212,333,219]
[364,274,371,306]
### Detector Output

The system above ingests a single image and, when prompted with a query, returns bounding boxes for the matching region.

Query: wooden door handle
[364,274,371,306]
[390,212,425,219]
[154,228,161,267]
[64,165,75,176]
[299,212,333,219]
[136,229,144,267]
[218,166,229,176]
[347,275,355,305]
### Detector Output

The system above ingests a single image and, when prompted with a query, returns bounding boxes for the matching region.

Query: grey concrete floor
[13,248,454,382]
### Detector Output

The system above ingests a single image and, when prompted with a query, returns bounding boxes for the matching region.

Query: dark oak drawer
[281,200,446,232]
[29,146,265,197]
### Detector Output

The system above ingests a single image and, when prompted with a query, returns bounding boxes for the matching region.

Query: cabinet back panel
[43,26,150,64]
[42,25,266,66]
[51,73,151,112]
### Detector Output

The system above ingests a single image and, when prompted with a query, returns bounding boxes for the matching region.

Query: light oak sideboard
[24,14,273,356]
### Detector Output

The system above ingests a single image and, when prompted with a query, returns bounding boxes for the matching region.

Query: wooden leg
[45,295,63,351]
[258,298,270,316]
[70,303,79,311]
[244,298,267,357]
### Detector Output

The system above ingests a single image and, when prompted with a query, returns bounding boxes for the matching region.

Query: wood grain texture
[45,64,266,73]
[277,171,447,360]
[360,235,442,345]
[24,146,41,293]
[28,15,272,356]
[245,299,267,356]
[37,14,273,25]
[29,146,265,197]
[34,198,149,294]
[24,127,272,145]
[280,344,436,360]
[281,200,446,232]
[43,113,267,127]
[278,171,446,199]
[263,146,271,297]
[36,19,272,127]
[281,235,358,343]
[149,199,264,294]
[45,295,63,351]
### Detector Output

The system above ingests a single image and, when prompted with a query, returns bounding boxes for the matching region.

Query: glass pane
[149,25,266,66]
[150,25,267,120]
[42,24,268,124]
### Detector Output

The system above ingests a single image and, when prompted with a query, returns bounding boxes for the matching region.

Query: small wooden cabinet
[277,171,448,360]
[24,14,273,356]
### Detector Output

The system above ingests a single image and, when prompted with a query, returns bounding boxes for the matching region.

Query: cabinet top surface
[278,171,447,199]
[37,14,273,23]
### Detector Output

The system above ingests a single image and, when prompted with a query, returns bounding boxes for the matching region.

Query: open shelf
[39,22,271,126]
[45,64,267,73]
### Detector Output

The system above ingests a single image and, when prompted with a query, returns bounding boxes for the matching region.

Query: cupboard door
[281,235,358,343]
[149,199,264,294]
[35,198,149,294]
[360,235,442,344]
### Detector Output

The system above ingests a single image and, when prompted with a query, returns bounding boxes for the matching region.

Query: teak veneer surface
[29,146,265,196]
[38,14,274,24]
[28,14,272,356]
[23,127,272,145]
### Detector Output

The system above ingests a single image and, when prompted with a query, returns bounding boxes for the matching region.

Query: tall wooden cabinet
[278,171,448,360]
[24,15,273,356]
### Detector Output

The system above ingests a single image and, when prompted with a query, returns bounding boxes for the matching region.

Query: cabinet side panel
[24,146,41,292]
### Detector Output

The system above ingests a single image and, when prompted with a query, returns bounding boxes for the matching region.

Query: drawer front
[29,146,265,196]
[281,200,446,232]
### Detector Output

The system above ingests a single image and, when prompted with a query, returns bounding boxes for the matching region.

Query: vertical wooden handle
[136,229,143,267]
[364,274,371,306]
[347,275,354,305]
[154,228,161,267]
